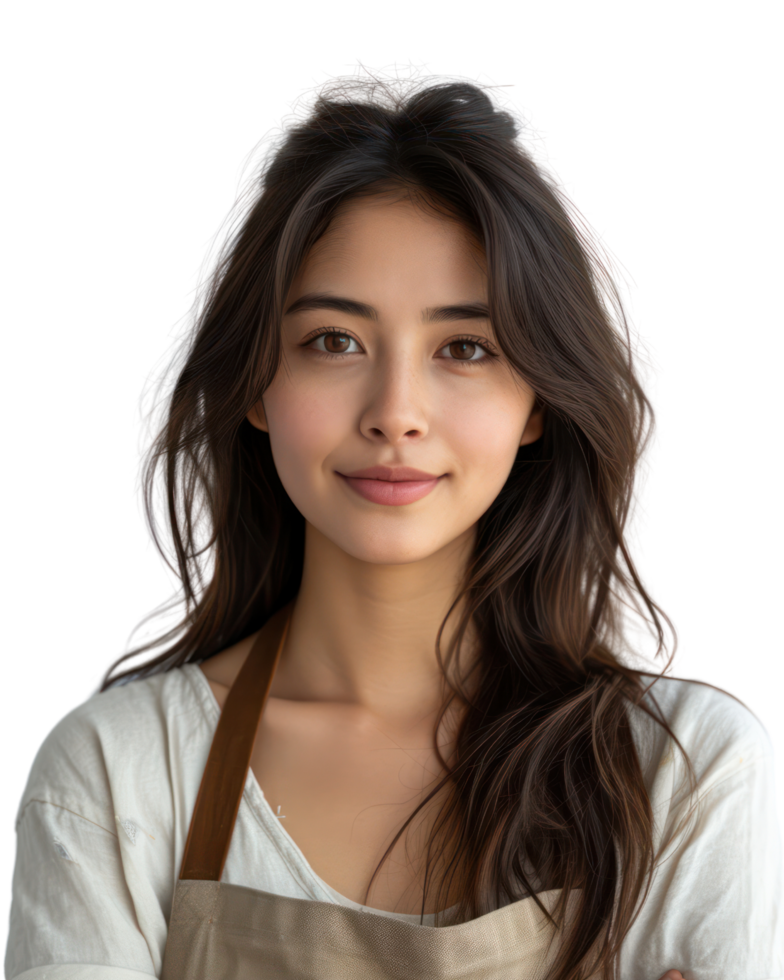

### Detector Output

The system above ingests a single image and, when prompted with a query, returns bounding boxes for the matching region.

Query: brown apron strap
[178,601,294,881]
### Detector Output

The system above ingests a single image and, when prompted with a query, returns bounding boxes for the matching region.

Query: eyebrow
[284,292,490,323]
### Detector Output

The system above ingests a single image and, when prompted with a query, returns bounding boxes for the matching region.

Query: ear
[519,400,545,447]
[246,399,268,433]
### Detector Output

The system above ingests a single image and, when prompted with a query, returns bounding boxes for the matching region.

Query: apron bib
[160,603,583,980]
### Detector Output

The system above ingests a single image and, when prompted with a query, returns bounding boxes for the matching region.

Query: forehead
[291,192,487,303]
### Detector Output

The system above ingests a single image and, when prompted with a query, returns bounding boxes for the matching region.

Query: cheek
[438,385,528,479]
[263,379,352,483]
[271,384,525,472]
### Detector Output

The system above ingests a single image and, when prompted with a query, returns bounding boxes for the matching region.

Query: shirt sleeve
[4,800,159,980]
[11,969,155,980]
[621,690,784,980]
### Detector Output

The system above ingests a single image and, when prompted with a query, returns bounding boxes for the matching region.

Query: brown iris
[448,340,477,360]
[323,333,351,353]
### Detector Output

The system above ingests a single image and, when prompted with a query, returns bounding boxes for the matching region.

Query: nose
[358,348,430,446]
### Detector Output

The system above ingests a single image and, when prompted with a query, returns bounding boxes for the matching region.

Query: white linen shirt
[4,664,784,980]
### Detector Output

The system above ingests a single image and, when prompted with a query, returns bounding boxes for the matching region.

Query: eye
[304,329,363,356]
[437,336,496,364]
[300,327,498,367]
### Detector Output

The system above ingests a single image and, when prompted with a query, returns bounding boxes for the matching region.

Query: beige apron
[160,603,583,980]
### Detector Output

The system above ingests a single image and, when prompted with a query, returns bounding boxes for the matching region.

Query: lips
[338,473,446,507]
[339,465,442,482]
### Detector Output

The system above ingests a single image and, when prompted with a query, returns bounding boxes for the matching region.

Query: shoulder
[198,633,257,708]
[628,673,775,818]
[644,672,764,727]
[16,664,216,833]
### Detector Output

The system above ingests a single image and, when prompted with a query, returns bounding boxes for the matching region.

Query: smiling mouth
[336,472,445,506]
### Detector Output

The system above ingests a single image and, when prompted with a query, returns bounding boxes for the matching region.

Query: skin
[246,194,683,980]
[251,190,543,709]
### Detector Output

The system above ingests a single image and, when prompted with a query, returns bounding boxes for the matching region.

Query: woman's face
[248,191,543,566]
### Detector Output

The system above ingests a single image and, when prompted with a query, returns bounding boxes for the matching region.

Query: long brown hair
[101,76,690,979]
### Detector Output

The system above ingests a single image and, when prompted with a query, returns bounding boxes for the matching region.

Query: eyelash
[301,328,499,366]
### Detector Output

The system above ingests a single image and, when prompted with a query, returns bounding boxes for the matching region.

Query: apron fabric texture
[160,603,583,980]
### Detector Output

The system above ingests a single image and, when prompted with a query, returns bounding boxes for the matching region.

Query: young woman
[6,78,782,980]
